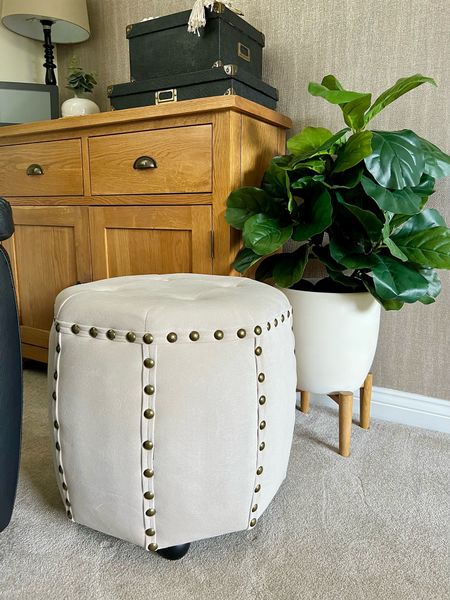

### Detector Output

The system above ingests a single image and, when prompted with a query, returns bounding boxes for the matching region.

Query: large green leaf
[313,244,346,271]
[327,269,365,290]
[287,127,333,156]
[334,131,373,173]
[262,163,292,200]
[394,208,447,237]
[254,254,283,281]
[411,174,436,197]
[417,137,450,178]
[270,155,293,170]
[243,214,293,256]
[417,268,441,304]
[272,244,310,288]
[364,75,436,125]
[290,156,328,172]
[361,176,423,215]
[291,174,325,190]
[308,81,369,105]
[384,237,408,262]
[382,215,408,261]
[292,188,333,241]
[232,247,262,274]
[315,127,350,154]
[226,187,271,230]
[361,277,405,310]
[336,192,384,242]
[342,94,372,130]
[321,75,344,91]
[329,237,377,269]
[391,226,450,268]
[330,165,364,189]
[371,255,430,302]
[365,130,424,189]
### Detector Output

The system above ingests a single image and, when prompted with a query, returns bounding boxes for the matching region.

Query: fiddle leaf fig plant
[226,74,450,310]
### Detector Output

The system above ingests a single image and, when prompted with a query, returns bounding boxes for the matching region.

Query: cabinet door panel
[7,207,91,355]
[90,206,212,280]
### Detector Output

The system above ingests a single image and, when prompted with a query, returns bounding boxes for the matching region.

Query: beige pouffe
[48,274,296,557]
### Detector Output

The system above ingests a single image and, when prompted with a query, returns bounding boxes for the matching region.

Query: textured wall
[58,0,450,400]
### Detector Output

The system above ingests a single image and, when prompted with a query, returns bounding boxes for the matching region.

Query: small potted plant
[61,57,99,117]
[226,74,450,394]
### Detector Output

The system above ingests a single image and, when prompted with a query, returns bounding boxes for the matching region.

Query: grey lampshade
[1,0,90,43]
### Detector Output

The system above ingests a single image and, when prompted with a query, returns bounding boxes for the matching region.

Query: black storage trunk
[108,67,278,111]
[127,3,264,82]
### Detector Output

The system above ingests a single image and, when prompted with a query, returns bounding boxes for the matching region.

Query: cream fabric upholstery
[48,274,296,552]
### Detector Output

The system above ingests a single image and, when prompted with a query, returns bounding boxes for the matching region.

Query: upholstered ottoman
[48,274,296,559]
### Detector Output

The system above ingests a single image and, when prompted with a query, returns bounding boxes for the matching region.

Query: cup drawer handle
[133,156,158,170]
[26,164,44,176]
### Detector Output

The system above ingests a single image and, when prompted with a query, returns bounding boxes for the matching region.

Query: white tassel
[188,1,243,35]
[188,0,215,36]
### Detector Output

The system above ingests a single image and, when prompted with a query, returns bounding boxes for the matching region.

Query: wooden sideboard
[0,97,291,362]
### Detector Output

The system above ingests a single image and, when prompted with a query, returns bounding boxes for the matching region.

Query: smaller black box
[127,3,265,82]
[108,67,278,111]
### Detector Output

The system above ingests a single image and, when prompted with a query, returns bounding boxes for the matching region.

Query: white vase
[61,93,100,117]
[282,287,381,394]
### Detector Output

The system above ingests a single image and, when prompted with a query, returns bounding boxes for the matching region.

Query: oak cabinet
[0,97,291,361]
[3,207,91,362]
[89,205,213,279]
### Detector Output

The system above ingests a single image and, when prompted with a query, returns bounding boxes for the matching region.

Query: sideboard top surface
[0,96,292,142]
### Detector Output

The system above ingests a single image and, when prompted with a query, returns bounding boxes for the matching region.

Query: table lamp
[1,0,90,85]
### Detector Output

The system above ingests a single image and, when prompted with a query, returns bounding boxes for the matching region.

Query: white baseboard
[298,387,450,434]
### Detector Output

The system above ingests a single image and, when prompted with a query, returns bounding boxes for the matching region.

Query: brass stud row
[62,315,292,346]
[52,325,72,520]
[249,320,275,530]
[66,322,156,345]
[142,346,157,553]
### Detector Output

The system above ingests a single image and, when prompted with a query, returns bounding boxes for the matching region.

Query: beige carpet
[0,366,449,600]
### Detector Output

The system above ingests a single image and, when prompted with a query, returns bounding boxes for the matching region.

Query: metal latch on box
[155,89,178,104]
[211,62,239,76]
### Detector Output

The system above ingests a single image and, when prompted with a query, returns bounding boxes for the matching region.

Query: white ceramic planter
[61,94,100,117]
[282,287,381,394]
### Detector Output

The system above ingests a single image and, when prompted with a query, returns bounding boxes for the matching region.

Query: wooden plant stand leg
[359,373,373,430]
[329,391,353,457]
[299,391,310,414]
[338,393,353,457]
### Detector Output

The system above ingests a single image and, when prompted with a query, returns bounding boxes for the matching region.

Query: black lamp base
[41,20,56,86]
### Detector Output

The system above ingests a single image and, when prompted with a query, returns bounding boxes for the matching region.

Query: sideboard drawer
[89,125,212,195]
[0,139,83,197]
